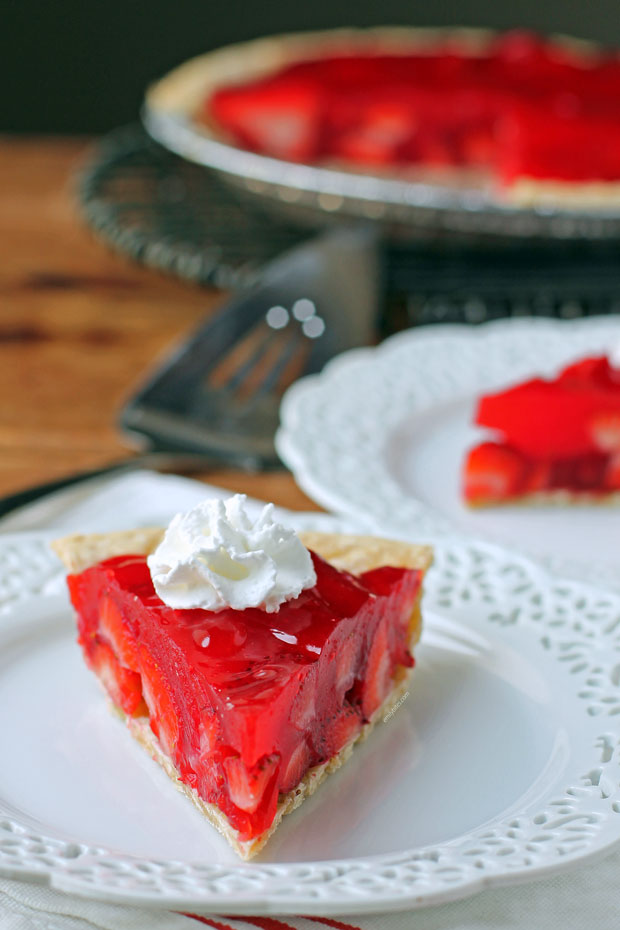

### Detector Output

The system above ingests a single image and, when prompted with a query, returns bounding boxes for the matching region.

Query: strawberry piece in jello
[66,547,423,847]
[463,442,529,504]
[463,355,620,505]
[208,77,323,162]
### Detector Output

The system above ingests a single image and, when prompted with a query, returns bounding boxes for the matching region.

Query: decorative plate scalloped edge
[276,315,620,594]
[2,526,620,914]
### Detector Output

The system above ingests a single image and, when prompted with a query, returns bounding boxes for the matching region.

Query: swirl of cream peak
[147,495,317,613]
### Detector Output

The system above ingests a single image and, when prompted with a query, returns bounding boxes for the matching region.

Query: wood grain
[0,137,320,512]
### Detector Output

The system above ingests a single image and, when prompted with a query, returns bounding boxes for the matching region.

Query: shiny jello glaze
[102,551,372,670]
[68,551,421,840]
[477,356,620,459]
[207,31,620,181]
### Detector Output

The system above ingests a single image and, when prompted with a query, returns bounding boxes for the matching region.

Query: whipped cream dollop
[147,494,317,613]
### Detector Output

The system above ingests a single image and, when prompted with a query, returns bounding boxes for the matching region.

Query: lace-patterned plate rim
[2,525,620,913]
[276,315,620,594]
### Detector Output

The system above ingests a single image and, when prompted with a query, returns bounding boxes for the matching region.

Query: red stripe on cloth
[181,912,364,930]
[180,914,239,930]
[230,918,300,930]
[304,917,363,930]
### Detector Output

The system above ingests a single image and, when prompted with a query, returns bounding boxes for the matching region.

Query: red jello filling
[463,356,620,505]
[68,551,422,840]
[204,30,620,185]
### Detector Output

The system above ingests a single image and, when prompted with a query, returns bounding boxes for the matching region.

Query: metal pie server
[119,225,381,470]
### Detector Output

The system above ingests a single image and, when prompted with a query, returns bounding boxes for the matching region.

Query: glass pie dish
[143,27,620,240]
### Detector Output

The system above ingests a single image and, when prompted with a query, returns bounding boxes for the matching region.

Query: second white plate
[277,316,620,591]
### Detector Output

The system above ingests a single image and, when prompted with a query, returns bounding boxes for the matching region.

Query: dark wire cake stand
[77,124,307,291]
[78,125,620,331]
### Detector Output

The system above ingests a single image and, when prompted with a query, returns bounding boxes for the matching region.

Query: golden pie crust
[467,489,620,509]
[53,528,432,858]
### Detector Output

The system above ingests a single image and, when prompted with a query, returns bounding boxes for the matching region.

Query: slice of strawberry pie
[52,496,431,859]
[463,355,620,507]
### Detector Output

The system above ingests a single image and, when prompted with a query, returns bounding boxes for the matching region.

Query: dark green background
[5,0,620,132]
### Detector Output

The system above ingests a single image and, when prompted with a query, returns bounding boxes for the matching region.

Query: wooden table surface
[0,136,320,512]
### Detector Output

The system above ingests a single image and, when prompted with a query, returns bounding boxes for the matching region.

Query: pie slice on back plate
[52,525,431,859]
[463,355,620,507]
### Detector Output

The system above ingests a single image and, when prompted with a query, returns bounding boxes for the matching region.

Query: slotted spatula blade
[119,227,380,469]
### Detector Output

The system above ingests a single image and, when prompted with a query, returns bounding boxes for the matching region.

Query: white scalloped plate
[2,526,620,915]
[277,316,620,592]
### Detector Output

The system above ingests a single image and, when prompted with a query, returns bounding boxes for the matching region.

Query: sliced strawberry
[290,668,317,732]
[280,738,312,793]
[361,621,392,720]
[323,703,363,758]
[334,632,359,697]
[332,102,414,165]
[138,647,180,757]
[87,637,146,717]
[360,567,418,664]
[208,80,323,162]
[224,753,279,813]
[463,441,527,504]
[98,596,139,671]
[196,706,218,764]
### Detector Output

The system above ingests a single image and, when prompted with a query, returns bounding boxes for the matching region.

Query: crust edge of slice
[466,489,620,508]
[51,528,434,575]
[50,527,166,575]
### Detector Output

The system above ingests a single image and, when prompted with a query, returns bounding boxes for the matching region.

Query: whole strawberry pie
[52,496,431,858]
[196,28,620,205]
[463,355,620,507]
